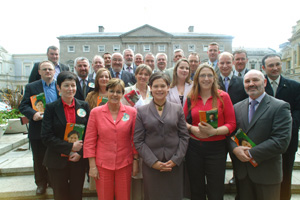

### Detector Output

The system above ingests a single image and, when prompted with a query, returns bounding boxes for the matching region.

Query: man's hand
[233,146,251,162]
[33,112,44,121]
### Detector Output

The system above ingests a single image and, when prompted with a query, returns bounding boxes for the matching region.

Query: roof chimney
[98,26,104,32]
[188,26,194,32]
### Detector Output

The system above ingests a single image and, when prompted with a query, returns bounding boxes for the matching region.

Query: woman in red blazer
[84,78,138,200]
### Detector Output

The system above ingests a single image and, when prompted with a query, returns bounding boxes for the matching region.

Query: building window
[158,45,165,52]
[173,44,180,50]
[144,45,150,52]
[219,45,225,52]
[24,64,31,76]
[128,45,136,52]
[113,45,120,52]
[188,44,195,52]
[203,45,208,52]
[251,63,255,69]
[68,46,75,52]
[83,45,90,52]
[98,45,105,52]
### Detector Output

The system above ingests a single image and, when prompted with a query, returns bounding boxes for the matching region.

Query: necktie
[82,80,86,99]
[127,66,131,72]
[249,100,258,123]
[238,72,242,77]
[271,81,277,96]
[224,77,229,92]
[116,72,119,78]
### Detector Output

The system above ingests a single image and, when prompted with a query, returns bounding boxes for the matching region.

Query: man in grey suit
[228,69,292,200]
[110,53,136,87]
[122,49,137,74]
[207,42,220,75]
[233,49,249,77]
[88,55,104,83]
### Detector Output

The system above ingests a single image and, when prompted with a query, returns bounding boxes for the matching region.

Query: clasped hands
[69,140,83,162]
[233,146,251,162]
[190,122,216,139]
[152,160,176,172]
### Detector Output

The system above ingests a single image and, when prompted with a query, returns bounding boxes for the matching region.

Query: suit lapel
[160,100,170,121]
[265,76,274,96]
[170,86,181,105]
[240,99,250,131]
[55,99,67,125]
[228,76,236,89]
[276,75,286,97]
[247,95,270,132]
[76,79,84,97]
[115,104,126,125]
[149,100,162,121]
[218,76,225,91]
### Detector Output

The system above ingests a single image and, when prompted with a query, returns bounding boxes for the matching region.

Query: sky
[1,0,300,54]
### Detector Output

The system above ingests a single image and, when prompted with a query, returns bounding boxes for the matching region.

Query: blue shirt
[42,80,58,103]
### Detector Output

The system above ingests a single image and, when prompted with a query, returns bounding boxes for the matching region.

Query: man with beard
[74,57,94,100]
[228,69,292,200]
[233,49,249,77]
[110,53,136,87]
[122,49,136,74]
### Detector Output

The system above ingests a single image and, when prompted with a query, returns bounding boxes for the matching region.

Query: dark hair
[56,71,78,87]
[233,49,248,58]
[68,130,80,138]
[47,46,59,54]
[148,72,170,87]
[262,54,281,67]
[102,52,111,57]
[106,78,125,94]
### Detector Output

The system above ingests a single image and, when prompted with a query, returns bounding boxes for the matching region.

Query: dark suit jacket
[109,68,136,87]
[19,80,59,140]
[218,75,248,105]
[123,64,137,73]
[134,100,189,167]
[28,62,69,83]
[88,73,95,84]
[41,98,90,169]
[228,94,292,184]
[265,75,300,153]
[74,78,95,101]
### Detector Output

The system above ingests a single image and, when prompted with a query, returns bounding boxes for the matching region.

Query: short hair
[123,49,134,56]
[106,78,125,94]
[173,49,184,56]
[38,60,54,70]
[47,46,58,54]
[94,68,112,93]
[144,52,155,58]
[171,58,192,88]
[102,52,111,58]
[262,54,281,67]
[35,99,43,106]
[67,130,80,138]
[111,52,123,60]
[56,71,78,87]
[233,49,248,58]
[92,55,104,64]
[134,53,143,60]
[74,57,89,67]
[188,52,200,61]
[218,52,234,61]
[135,64,152,76]
[149,72,170,87]
[208,42,219,50]
[155,53,168,62]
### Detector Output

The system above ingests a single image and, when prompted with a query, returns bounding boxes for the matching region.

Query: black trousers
[48,160,86,200]
[186,139,227,200]
[30,139,48,187]
[280,151,296,200]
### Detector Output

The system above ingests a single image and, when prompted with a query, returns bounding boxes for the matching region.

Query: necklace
[153,100,166,111]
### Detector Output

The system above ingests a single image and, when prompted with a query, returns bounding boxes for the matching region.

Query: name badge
[77,108,86,118]
[122,113,130,121]
[88,82,95,88]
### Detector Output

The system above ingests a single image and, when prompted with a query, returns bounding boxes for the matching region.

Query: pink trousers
[95,164,132,200]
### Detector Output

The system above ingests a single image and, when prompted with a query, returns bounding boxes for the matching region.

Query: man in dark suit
[88,55,105,83]
[110,53,136,87]
[19,61,59,195]
[122,49,137,74]
[262,54,300,200]
[218,52,248,105]
[233,49,249,77]
[228,69,292,200]
[28,46,69,83]
[73,57,94,100]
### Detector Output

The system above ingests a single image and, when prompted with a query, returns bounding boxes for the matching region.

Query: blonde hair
[170,58,192,88]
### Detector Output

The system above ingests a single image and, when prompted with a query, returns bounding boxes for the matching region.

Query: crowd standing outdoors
[19,43,300,200]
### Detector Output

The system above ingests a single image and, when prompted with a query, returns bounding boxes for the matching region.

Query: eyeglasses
[199,74,214,78]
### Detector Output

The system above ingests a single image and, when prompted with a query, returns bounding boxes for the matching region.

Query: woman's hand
[89,166,100,180]
[160,160,176,172]
[132,159,139,176]
[198,122,215,138]
[72,140,83,151]
[69,152,81,162]
[152,161,172,172]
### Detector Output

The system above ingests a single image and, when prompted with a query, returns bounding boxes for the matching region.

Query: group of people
[18,43,300,200]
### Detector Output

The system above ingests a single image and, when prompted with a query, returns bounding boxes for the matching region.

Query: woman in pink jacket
[84,78,138,200]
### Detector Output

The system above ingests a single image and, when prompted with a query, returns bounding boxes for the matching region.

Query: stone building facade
[280,20,300,81]
[58,24,233,72]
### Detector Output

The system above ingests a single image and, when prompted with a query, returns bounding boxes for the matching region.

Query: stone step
[0,133,28,156]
